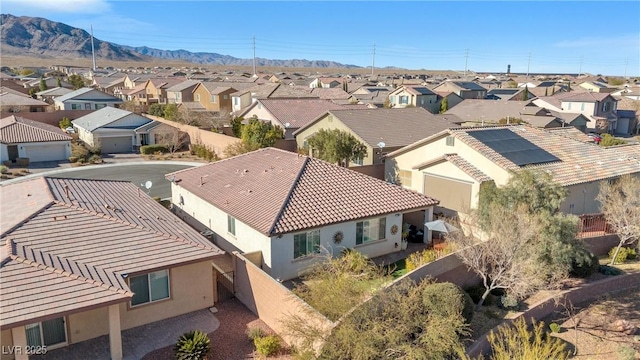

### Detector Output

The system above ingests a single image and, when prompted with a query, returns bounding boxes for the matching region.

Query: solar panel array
[467,128,560,166]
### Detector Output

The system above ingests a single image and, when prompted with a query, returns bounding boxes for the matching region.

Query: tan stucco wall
[561,181,603,215]
[243,102,277,124]
[120,260,214,330]
[67,306,109,343]
[193,86,217,111]
[1,329,13,360]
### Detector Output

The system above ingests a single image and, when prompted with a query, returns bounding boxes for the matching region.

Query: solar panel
[467,128,560,166]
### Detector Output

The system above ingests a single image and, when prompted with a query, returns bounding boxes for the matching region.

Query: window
[71,103,81,110]
[84,103,92,110]
[356,217,386,245]
[234,97,239,105]
[26,318,67,348]
[603,102,611,112]
[398,170,412,187]
[294,230,320,259]
[567,103,572,110]
[581,103,585,111]
[352,157,363,165]
[399,96,409,105]
[227,215,236,235]
[95,104,106,109]
[211,95,216,103]
[129,269,170,306]
[195,94,200,101]
[446,136,455,146]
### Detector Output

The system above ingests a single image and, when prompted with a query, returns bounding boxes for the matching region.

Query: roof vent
[53,215,67,221]
[243,169,249,173]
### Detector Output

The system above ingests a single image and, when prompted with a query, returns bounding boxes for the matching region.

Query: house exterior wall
[1,329,13,360]
[193,86,215,111]
[232,93,252,112]
[561,181,603,215]
[243,102,277,124]
[562,101,596,116]
[0,144,8,162]
[420,160,481,212]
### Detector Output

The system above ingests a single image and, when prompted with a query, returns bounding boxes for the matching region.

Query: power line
[464,48,469,78]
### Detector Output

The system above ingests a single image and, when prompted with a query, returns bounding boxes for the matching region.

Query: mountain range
[0,14,362,68]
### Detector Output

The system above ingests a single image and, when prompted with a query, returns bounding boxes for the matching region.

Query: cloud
[553,34,640,49]
[2,0,111,14]
[69,15,157,36]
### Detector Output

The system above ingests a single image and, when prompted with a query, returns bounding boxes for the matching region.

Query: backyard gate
[216,270,234,302]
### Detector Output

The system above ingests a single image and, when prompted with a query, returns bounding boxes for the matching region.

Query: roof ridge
[0,200,55,238]
[11,242,133,297]
[267,155,310,236]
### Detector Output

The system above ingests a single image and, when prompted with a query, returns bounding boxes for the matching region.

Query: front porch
[31,309,219,360]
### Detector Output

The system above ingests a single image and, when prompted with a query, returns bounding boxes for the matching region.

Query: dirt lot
[548,286,640,359]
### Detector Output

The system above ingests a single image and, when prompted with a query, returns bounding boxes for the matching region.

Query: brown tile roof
[450,125,640,186]
[444,154,492,182]
[307,108,461,148]
[252,99,349,129]
[168,148,439,236]
[1,176,223,327]
[309,87,352,100]
[199,81,255,94]
[0,115,72,144]
[444,100,536,122]
[0,92,49,106]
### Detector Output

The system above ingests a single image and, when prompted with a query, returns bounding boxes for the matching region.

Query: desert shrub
[570,250,600,278]
[88,145,101,155]
[254,335,281,357]
[600,134,626,147]
[465,285,494,306]
[549,323,561,333]
[498,294,520,311]
[598,265,622,276]
[405,246,452,272]
[88,154,102,164]
[191,143,218,161]
[246,327,264,341]
[0,165,8,174]
[59,117,72,129]
[140,144,169,155]
[422,282,474,323]
[487,317,569,360]
[608,247,637,264]
[77,158,86,164]
[173,330,210,360]
[71,143,89,159]
[68,156,79,163]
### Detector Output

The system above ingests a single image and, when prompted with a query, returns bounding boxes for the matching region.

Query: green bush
[405,246,452,272]
[88,154,102,164]
[68,156,79,163]
[88,146,101,155]
[598,265,622,276]
[0,165,8,174]
[600,134,626,147]
[254,335,281,357]
[173,330,211,360]
[608,247,637,264]
[190,143,218,161]
[246,327,265,341]
[498,294,520,311]
[487,318,569,360]
[422,282,474,323]
[59,117,72,129]
[140,144,169,155]
[549,323,561,333]
[570,250,600,278]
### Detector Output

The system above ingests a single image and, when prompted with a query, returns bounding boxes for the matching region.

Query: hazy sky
[3,0,639,76]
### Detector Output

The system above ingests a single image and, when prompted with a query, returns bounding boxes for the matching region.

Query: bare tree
[596,175,640,265]
[154,126,189,154]
[450,204,545,309]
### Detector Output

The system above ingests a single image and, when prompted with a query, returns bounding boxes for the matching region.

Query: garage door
[100,136,132,153]
[24,143,68,162]
[423,174,472,213]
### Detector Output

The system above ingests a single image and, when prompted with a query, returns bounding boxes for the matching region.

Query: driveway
[2,162,200,199]
[28,160,73,174]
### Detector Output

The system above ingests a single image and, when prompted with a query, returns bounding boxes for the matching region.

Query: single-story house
[1,177,224,360]
[385,124,640,218]
[1,115,72,163]
[72,107,163,153]
[0,92,49,113]
[35,87,73,103]
[167,147,440,281]
[294,107,462,166]
[53,87,123,111]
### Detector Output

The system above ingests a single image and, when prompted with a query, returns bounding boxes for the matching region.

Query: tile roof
[52,87,93,102]
[168,148,439,236]
[309,87,352,100]
[310,108,461,148]
[35,87,73,97]
[0,177,222,327]
[0,92,49,106]
[444,100,536,122]
[53,87,122,103]
[166,79,201,92]
[444,154,493,182]
[199,81,255,94]
[449,125,640,186]
[251,99,348,129]
[72,107,149,132]
[0,115,72,144]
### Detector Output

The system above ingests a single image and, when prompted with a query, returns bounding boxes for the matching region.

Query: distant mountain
[0,14,148,61]
[1,14,362,68]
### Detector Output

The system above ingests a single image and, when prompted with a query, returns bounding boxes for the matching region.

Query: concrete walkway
[36,308,220,360]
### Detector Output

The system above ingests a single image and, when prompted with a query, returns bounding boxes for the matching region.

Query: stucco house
[167,148,439,281]
[294,108,462,166]
[166,80,201,104]
[53,87,123,111]
[385,125,640,219]
[388,85,438,113]
[142,78,185,105]
[432,81,487,100]
[0,116,72,163]
[192,82,254,113]
[533,92,620,133]
[0,177,224,360]
[0,92,49,113]
[72,107,163,153]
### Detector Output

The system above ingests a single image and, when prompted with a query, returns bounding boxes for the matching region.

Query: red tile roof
[0,115,72,144]
[1,177,223,328]
[168,148,439,236]
[252,98,349,129]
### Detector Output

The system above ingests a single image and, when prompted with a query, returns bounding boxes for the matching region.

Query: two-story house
[388,85,438,113]
[143,78,185,105]
[193,82,255,114]
[166,80,201,104]
[533,92,619,133]
[53,87,123,111]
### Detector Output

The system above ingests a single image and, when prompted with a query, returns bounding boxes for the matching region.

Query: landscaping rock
[613,319,638,335]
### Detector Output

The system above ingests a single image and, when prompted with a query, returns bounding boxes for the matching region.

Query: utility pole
[90,25,96,72]
[624,57,628,78]
[252,35,256,77]
[578,55,583,77]
[526,52,532,78]
[371,42,376,77]
[464,48,469,78]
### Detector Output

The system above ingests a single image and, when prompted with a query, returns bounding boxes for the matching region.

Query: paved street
[3,162,199,199]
